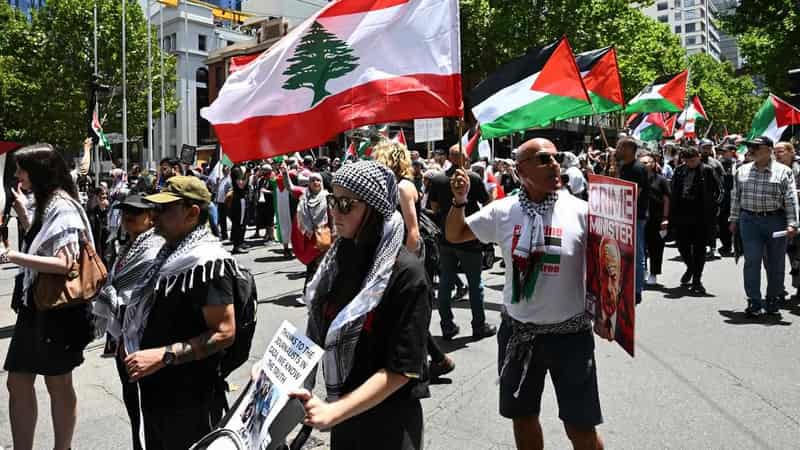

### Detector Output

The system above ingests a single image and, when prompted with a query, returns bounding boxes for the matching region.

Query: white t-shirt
[466,193,588,324]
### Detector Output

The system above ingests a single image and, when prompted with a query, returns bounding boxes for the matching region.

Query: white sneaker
[646,274,657,285]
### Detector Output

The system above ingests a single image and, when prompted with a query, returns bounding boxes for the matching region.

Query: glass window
[198,34,207,52]
[675,12,682,20]
[657,2,668,10]
[658,15,668,23]
[674,0,681,6]
[686,36,697,45]
[675,25,682,33]
[685,22,696,32]
[171,33,177,50]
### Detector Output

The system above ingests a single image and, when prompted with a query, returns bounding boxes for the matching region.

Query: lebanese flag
[229,52,262,74]
[392,129,407,145]
[557,47,624,120]
[625,70,688,113]
[202,0,462,163]
[470,37,590,139]
[745,94,800,144]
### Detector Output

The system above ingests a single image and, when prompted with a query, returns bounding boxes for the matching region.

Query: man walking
[640,153,670,285]
[699,139,724,257]
[616,138,649,304]
[429,145,496,340]
[446,138,605,450]
[717,144,737,255]
[729,136,799,316]
[214,166,232,240]
[123,176,238,449]
[775,141,800,297]
[669,147,721,294]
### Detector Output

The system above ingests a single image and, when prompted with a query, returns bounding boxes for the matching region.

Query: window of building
[675,12,682,20]
[170,145,177,155]
[685,22,696,32]
[657,2,668,10]
[673,0,681,6]
[198,34,207,51]
[163,35,171,51]
[675,25,682,33]
[658,15,668,23]
[686,36,697,45]
[685,9,700,19]
[227,40,234,46]
[171,113,177,129]
[170,33,177,51]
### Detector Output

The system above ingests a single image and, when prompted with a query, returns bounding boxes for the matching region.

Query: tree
[720,0,799,96]
[686,53,762,136]
[0,0,178,153]
[282,21,360,107]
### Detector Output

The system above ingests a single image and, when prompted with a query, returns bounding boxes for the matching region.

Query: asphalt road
[0,225,799,449]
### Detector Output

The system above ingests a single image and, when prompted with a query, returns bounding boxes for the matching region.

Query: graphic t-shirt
[466,194,587,324]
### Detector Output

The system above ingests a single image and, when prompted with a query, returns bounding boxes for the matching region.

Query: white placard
[414,118,444,143]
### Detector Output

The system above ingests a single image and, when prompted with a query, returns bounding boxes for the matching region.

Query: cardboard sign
[180,144,197,166]
[414,118,444,143]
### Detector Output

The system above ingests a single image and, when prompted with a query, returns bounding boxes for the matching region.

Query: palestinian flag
[92,106,110,149]
[630,113,666,142]
[470,37,590,139]
[357,140,372,158]
[625,70,688,114]
[663,113,678,137]
[678,95,708,123]
[345,141,357,158]
[392,129,407,145]
[201,0,462,162]
[556,47,624,120]
[745,94,800,144]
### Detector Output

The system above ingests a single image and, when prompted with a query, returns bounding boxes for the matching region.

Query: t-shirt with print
[466,193,588,324]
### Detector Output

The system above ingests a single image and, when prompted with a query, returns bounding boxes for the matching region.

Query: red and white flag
[393,129,407,145]
[202,0,463,162]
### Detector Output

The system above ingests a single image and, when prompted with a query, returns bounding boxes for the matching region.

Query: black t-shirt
[428,167,489,250]
[620,160,649,220]
[139,263,235,411]
[647,172,671,221]
[322,247,431,402]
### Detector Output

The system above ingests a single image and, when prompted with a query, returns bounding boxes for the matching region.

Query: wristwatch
[452,200,467,209]
[162,344,176,366]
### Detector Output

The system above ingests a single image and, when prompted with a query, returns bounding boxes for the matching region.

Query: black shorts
[497,316,602,428]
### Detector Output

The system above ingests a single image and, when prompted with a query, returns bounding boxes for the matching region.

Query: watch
[452,200,467,208]
[162,344,176,366]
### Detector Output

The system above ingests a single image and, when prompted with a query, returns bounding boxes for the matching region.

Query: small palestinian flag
[745,94,800,144]
[393,129,407,146]
[630,113,666,142]
[663,113,678,137]
[557,47,624,120]
[357,140,372,159]
[625,70,688,114]
[678,95,708,124]
[92,106,110,149]
[470,37,590,139]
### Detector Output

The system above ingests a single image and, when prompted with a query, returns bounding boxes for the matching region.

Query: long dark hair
[15,143,79,227]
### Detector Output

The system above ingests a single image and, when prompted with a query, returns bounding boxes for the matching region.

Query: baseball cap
[699,139,714,147]
[144,175,212,205]
[744,136,774,148]
[113,194,154,211]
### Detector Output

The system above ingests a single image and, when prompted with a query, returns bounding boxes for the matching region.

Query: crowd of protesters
[0,131,797,449]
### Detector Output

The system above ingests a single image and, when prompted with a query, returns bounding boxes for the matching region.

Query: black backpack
[220,266,258,379]
[418,211,441,279]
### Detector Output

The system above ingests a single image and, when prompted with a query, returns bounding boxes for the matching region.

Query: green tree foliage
[687,53,762,136]
[0,0,177,151]
[720,0,799,96]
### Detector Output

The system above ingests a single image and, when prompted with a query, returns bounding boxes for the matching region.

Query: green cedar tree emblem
[282,21,360,107]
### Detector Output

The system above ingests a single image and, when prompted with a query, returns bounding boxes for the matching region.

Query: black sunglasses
[327,194,364,214]
[519,152,560,165]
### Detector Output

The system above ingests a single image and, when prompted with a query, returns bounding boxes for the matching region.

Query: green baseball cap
[144,175,212,205]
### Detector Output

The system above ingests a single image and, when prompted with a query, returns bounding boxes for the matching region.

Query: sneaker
[232,247,249,255]
[472,323,497,340]
[429,355,456,379]
[680,271,693,286]
[718,247,732,256]
[453,285,469,302]
[441,323,460,341]
[765,297,782,315]
[646,274,657,285]
[689,283,707,295]
[744,300,764,318]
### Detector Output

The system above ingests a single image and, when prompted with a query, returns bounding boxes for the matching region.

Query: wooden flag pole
[594,115,611,149]
[457,119,465,169]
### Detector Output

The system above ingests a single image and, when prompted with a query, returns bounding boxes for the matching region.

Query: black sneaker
[441,323,460,341]
[232,247,249,255]
[680,271,693,286]
[429,355,456,379]
[690,283,707,295]
[453,285,468,302]
[765,297,782,315]
[744,301,763,318]
[472,323,497,340]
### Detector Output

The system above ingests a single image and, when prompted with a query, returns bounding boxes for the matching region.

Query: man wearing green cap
[121,176,240,449]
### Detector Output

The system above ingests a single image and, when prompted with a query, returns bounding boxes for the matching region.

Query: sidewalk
[0,219,19,332]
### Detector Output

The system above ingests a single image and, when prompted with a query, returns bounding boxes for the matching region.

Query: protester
[616,138,649,304]
[699,140,724,257]
[229,166,249,254]
[669,147,720,294]
[775,141,800,296]
[295,172,331,290]
[157,158,179,191]
[291,161,431,449]
[92,194,164,450]
[429,144,496,341]
[640,153,670,285]
[730,136,799,316]
[717,144,738,255]
[445,138,605,450]
[87,186,111,264]
[253,164,275,240]
[214,166,232,240]
[122,176,238,449]
[2,144,96,450]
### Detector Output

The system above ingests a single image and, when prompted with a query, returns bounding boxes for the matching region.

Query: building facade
[6,0,44,14]
[640,0,723,62]
[711,0,743,69]
[241,0,324,28]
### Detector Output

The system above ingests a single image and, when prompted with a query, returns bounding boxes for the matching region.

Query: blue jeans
[438,244,486,331]
[636,219,646,299]
[739,211,787,305]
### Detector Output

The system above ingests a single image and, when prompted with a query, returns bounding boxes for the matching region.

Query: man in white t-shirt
[446,138,605,450]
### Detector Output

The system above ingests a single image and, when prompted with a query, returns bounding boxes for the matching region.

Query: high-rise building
[711,0,743,69]
[639,0,723,62]
[242,0,325,28]
[7,0,45,14]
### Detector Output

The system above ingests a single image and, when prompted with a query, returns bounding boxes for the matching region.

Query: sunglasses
[327,194,364,214]
[519,152,560,166]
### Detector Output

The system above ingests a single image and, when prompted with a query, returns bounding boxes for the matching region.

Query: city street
[1,222,799,449]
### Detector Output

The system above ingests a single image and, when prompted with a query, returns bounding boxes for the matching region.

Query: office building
[640,0,723,62]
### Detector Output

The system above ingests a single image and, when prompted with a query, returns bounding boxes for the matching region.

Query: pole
[184,0,190,150]
[122,0,128,174]
[159,3,166,163]
[146,0,153,170]
[596,116,610,149]
[93,1,100,187]
[703,120,714,139]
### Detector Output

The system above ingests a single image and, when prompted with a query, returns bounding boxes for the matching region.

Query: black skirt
[331,398,423,450]
[4,301,93,376]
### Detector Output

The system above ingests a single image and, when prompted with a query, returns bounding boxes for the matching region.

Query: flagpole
[160,2,166,164]
[122,0,128,174]
[456,120,464,169]
[183,0,190,151]
[93,0,100,187]
[146,0,153,170]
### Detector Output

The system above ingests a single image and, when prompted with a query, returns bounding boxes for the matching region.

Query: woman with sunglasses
[294,171,332,292]
[92,194,164,450]
[291,161,431,450]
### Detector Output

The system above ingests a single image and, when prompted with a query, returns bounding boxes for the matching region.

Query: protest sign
[586,175,637,357]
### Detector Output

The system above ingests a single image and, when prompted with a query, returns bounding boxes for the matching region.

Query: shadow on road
[264,293,305,308]
[435,336,475,354]
[718,310,792,326]
[255,255,294,263]
[780,296,800,317]
[647,284,716,299]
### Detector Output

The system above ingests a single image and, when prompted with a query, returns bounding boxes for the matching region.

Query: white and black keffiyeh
[122,225,240,353]
[305,161,404,400]
[297,187,329,236]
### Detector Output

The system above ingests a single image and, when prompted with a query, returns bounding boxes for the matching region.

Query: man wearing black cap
[616,137,649,304]
[730,136,799,317]
[122,176,239,448]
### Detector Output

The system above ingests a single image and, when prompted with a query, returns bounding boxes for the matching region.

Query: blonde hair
[776,141,795,153]
[372,139,412,180]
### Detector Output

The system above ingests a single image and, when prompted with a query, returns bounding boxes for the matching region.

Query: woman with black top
[0,144,96,450]
[229,165,249,254]
[291,161,431,450]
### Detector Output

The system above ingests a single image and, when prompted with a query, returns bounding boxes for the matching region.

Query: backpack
[418,210,441,279]
[220,266,258,380]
